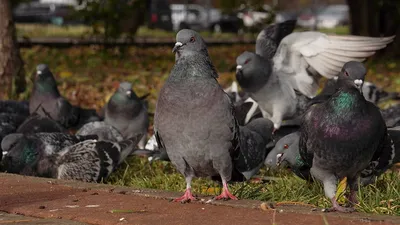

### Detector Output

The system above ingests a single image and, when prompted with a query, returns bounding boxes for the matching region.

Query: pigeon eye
[344,71,349,76]
[244,59,251,64]
[283,144,289,149]
[190,37,195,43]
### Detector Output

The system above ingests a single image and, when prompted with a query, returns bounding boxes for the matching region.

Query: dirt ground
[0,173,398,225]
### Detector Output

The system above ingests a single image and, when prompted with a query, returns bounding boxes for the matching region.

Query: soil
[0,173,398,225]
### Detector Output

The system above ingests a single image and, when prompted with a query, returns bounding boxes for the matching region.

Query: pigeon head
[172,29,207,58]
[112,81,138,103]
[34,64,59,94]
[235,51,272,92]
[337,61,367,93]
[265,132,299,168]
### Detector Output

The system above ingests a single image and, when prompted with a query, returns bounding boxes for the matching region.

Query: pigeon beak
[236,65,243,74]
[276,153,283,166]
[126,90,132,97]
[354,79,363,93]
[172,42,183,53]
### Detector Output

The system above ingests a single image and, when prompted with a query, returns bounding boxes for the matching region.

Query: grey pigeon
[362,81,400,104]
[236,29,395,130]
[0,100,29,116]
[36,134,143,182]
[16,113,66,134]
[381,104,400,128]
[29,64,79,128]
[0,113,28,156]
[274,127,400,186]
[266,131,312,181]
[1,132,97,176]
[226,118,274,182]
[154,29,240,202]
[105,81,149,148]
[76,121,124,142]
[316,78,400,106]
[299,61,395,212]
[255,20,297,59]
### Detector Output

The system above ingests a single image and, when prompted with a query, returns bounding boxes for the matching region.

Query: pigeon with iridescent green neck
[105,82,149,148]
[29,64,79,128]
[299,61,395,213]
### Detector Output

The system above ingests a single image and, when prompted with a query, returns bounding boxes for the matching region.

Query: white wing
[273,31,395,97]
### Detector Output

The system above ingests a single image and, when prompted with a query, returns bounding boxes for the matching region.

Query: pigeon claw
[173,188,197,203]
[213,185,238,201]
[324,197,355,213]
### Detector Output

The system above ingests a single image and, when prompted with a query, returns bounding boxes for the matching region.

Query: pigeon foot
[173,188,197,203]
[346,190,359,205]
[213,183,238,201]
[325,197,355,213]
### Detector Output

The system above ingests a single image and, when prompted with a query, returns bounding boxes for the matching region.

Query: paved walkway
[0,173,399,225]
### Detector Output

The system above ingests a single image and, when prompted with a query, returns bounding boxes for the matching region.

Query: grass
[108,157,400,215]
[16,23,350,39]
[14,44,400,216]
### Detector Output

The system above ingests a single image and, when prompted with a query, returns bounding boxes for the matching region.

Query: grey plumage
[105,81,149,148]
[1,132,97,176]
[231,118,274,181]
[0,113,28,156]
[76,121,123,142]
[273,127,399,186]
[381,104,400,128]
[0,100,29,116]
[155,29,240,202]
[36,134,143,182]
[255,20,297,59]
[299,61,394,212]
[236,28,395,130]
[16,113,66,134]
[29,64,79,128]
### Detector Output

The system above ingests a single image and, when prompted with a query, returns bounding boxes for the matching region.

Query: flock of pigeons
[1,20,400,212]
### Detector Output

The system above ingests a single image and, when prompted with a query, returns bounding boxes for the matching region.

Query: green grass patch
[109,157,400,215]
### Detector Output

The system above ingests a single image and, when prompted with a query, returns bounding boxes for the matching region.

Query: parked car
[147,0,173,31]
[237,4,272,29]
[297,5,326,28]
[316,4,349,29]
[170,4,242,33]
[13,2,76,25]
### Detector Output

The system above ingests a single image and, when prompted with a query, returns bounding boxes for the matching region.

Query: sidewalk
[0,173,398,225]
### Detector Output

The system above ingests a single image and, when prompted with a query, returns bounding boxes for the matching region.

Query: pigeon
[266,132,312,181]
[316,78,400,106]
[16,113,66,134]
[225,118,274,182]
[362,81,400,104]
[236,27,395,130]
[36,134,143,182]
[0,100,29,116]
[76,121,124,142]
[381,104,400,128]
[274,127,400,186]
[154,29,240,202]
[73,107,101,130]
[29,64,79,128]
[105,81,149,148]
[255,20,297,59]
[298,61,395,212]
[0,113,28,156]
[1,132,97,176]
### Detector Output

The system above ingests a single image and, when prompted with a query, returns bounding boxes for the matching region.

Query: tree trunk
[347,0,400,57]
[0,0,26,98]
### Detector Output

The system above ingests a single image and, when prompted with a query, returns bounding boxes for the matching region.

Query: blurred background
[0,0,399,109]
